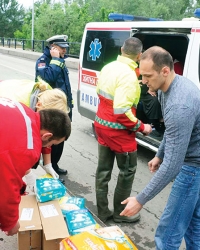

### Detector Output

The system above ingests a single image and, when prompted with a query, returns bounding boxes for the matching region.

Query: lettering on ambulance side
[191,28,200,33]
[81,92,100,107]
[82,69,98,86]
[82,75,97,85]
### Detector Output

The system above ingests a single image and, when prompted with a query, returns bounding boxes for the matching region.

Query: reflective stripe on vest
[95,115,141,131]
[97,89,137,114]
[50,60,65,68]
[114,106,137,114]
[98,89,114,100]
[15,102,34,149]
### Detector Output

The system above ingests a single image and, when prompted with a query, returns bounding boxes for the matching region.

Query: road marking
[0,63,77,92]
[0,63,34,76]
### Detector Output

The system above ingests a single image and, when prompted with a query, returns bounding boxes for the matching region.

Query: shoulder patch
[38,62,46,68]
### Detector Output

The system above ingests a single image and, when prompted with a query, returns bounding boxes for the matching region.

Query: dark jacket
[35,46,73,120]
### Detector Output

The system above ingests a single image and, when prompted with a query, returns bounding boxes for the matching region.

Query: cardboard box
[38,199,69,250]
[18,195,42,250]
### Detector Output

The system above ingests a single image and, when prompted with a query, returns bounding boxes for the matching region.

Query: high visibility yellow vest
[0,79,51,108]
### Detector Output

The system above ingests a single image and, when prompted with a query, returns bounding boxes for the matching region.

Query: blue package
[36,178,66,202]
[59,197,85,215]
[65,208,97,235]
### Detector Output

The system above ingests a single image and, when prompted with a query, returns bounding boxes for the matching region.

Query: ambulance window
[135,33,188,66]
[83,30,130,71]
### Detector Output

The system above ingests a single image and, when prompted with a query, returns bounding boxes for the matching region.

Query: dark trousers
[32,142,64,171]
[51,141,64,171]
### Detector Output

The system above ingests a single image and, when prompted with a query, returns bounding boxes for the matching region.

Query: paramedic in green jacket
[94,37,152,223]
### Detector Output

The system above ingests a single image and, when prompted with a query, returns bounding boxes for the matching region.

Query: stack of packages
[59,196,99,235]
[36,175,138,250]
[35,175,99,235]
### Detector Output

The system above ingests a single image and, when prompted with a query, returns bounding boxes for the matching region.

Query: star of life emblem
[89,38,102,61]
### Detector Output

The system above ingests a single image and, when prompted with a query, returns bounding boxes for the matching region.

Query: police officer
[35,34,73,176]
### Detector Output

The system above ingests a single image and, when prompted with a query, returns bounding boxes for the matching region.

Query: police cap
[46,35,69,48]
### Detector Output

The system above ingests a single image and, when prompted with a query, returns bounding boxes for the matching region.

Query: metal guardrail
[0,37,81,58]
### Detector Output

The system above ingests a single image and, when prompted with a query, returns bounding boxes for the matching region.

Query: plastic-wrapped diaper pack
[60,226,138,250]
[65,208,99,235]
[59,196,85,215]
[36,178,67,202]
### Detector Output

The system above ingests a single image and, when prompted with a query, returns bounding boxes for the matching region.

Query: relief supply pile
[18,175,138,250]
[18,176,69,250]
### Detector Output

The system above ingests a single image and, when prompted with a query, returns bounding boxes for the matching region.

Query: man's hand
[142,124,152,136]
[5,221,20,236]
[147,90,157,96]
[148,156,162,173]
[42,163,59,179]
[120,197,143,217]
[50,46,60,58]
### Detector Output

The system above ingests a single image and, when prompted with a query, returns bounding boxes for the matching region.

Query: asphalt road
[0,53,186,249]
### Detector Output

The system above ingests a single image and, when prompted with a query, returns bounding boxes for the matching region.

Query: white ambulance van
[77,11,200,152]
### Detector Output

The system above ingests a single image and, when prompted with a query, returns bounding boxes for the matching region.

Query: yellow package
[60,226,138,250]
[39,173,53,179]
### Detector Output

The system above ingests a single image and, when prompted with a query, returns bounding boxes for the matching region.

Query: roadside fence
[0,37,81,58]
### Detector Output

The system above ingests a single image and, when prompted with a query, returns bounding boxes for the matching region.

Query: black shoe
[56,168,68,175]
[59,178,65,184]
[98,210,113,223]
[113,213,141,223]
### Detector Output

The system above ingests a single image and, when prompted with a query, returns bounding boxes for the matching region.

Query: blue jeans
[155,165,200,250]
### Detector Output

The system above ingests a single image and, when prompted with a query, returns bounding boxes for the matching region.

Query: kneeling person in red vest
[0,97,71,236]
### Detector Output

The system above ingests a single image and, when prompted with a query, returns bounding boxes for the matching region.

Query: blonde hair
[37,76,52,91]
[36,88,70,113]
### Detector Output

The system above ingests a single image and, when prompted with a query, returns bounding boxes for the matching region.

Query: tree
[34,3,66,40]
[0,0,25,37]
[136,0,195,20]
[13,0,199,44]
